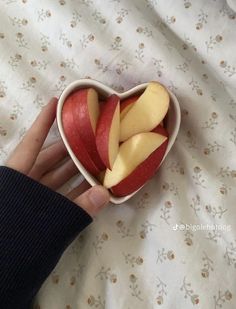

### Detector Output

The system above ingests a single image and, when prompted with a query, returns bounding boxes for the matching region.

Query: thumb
[74,185,110,217]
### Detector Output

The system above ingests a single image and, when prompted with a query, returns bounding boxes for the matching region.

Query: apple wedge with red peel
[62,95,101,176]
[96,94,120,170]
[120,82,169,142]
[120,95,139,120]
[72,88,105,170]
[104,125,168,196]
[97,170,106,183]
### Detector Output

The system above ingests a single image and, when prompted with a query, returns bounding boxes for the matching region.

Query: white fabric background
[0,0,236,308]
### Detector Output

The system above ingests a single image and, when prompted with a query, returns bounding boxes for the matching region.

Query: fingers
[28,141,69,180]
[73,185,110,217]
[6,98,58,174]
[66,180,91,201]
[40,158,79,190]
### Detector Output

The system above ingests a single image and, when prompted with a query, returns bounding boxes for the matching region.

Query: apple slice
[120,95,139,120]
[104,125,168,196]
[62,96,100,176]
[96,94,120,169]
[120,82,169,141]
[72,88,105,170]
[97,170,106,183]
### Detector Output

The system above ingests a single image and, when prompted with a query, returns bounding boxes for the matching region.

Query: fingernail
[88,186,110,209]
[50,97,58,104]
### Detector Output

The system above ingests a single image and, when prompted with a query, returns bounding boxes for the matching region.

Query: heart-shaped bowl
[57,79,181,204]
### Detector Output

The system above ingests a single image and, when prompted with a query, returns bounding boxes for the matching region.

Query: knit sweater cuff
[0,166,92,308]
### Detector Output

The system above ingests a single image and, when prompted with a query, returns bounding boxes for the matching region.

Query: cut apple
[104,125,168,192]
[97,170,106,183]
[110,125,168,196]
[120,82,169,141]
[96,94,120,169]
[120,95,139,120]
[71,88,105,170]
[62,95,101,176]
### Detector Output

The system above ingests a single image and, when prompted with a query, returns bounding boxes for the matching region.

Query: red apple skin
[62,96,100,176]
[71,90,105,170]
[96,94,120,169]
[111,125,168,197]
[99,101,106,113]
[120,95,139,112]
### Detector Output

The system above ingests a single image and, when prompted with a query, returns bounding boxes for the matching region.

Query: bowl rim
[57,78,181,204]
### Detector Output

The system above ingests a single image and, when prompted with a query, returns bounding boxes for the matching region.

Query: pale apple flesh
[120,96,139,120]
[103,126,167,189]
[110,125,168,196]
[96,94,120,170]
[72,88,105,170]
[120,82,170,141]
[62,96,101,176]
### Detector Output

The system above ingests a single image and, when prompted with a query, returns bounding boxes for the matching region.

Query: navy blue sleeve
[0,166,92,309]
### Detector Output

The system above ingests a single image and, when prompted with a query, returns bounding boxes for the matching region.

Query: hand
[6,98,110,217]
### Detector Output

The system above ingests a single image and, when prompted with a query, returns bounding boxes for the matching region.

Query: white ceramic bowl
[57,79,181,204]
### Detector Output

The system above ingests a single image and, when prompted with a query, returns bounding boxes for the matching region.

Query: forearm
[0,166,92,309]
